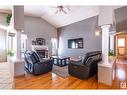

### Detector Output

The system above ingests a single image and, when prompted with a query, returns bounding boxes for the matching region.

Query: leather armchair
[24,50,53,75]
[68,51,102,79]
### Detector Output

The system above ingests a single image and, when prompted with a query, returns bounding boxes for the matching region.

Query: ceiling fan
[51,5,71,14]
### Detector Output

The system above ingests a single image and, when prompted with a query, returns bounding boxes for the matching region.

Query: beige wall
[99,6,113,26]
[24,16,57,56]
[58,16,102,58]
[13,6,24,30]
[0,13,8,26]
[114,6,127,32]
[0,13,57,60]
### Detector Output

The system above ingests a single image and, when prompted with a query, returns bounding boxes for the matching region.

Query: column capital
[15,29,24,32]
[101,24,111,29]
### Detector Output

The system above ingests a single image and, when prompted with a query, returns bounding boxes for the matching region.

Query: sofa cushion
[32,51,41,62]
[25,54,32,64]
[30,54,37,64]
[82,55,89,64]
[86,51,101,57]
[85,57,93,66]
[68,51,102,79]
[83,51,101,64]
[79,56,85,63]
[91,55,99,60]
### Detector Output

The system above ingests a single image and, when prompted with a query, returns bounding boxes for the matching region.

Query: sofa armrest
[69,60,83,65]
[33,59,53,75]
[68,61,90,79]
[38,59,53,64]
[69,60,89,71]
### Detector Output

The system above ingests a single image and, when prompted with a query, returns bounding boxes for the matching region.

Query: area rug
[52,65,69,78]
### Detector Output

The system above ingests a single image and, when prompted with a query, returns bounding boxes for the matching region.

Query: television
[68,38,83,49]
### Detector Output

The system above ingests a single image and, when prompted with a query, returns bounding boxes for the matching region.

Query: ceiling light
[95,27,101,36]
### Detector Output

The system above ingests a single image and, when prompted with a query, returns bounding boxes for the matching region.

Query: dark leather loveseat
[24,50,53,75]
[68,51,102,79]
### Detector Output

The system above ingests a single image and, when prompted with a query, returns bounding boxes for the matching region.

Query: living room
[0,5,127,90]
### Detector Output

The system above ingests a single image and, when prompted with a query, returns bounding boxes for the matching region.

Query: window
[0,30,7,62]
[51,38,57,56]
[8,33,16,51]
[118,38,125,47]
[21,34,27,58]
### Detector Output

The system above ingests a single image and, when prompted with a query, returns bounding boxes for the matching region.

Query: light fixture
[95,30,101,36]
[51,5,70,14]
[95,27,101,36]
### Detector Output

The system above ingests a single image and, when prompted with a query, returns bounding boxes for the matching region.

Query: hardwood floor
[14,60,127,89]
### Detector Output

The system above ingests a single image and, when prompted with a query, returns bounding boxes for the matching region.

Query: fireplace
[36,49,48,58]
[32,45,48,58]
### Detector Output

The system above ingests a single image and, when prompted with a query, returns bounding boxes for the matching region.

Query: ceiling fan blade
[50,6,57,8]
[62,9,67,14]
[66,6,71,11]
[59,8,62,12]
[55,10,59,14]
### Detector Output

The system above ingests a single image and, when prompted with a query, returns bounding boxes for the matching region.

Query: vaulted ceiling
[25,6,100,28]
[0,6,122,28]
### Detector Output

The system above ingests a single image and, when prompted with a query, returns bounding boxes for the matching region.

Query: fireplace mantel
[31,45,49,58]
[32,45,48,51]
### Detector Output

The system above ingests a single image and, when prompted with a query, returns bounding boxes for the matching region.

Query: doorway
[0,29,7,62]
[116,32,127,59]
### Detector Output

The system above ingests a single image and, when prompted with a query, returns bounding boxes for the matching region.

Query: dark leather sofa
[68,51,102,79]
[24,50,53,75]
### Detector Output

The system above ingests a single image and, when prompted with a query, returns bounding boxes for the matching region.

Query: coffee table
[50,56,70,67]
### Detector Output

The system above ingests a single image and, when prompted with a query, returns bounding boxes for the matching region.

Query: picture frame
[36,38,46,45]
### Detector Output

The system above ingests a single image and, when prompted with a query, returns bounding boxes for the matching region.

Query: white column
[16,30,21,60]
[12,6,24,60]
[12,6,25,77]
[109,31,115,52]
[101,25,111,64]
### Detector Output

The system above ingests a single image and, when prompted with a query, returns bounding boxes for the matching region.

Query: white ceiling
[0,6,121,28]
[0,6,100,28]
[25,6,100,28]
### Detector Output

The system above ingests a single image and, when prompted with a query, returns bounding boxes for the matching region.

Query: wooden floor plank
[14,60,127,89]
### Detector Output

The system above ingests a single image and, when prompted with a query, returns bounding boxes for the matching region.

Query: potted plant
[7,50,15,57]
[6,14,12,25]
[108,49,114,56]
